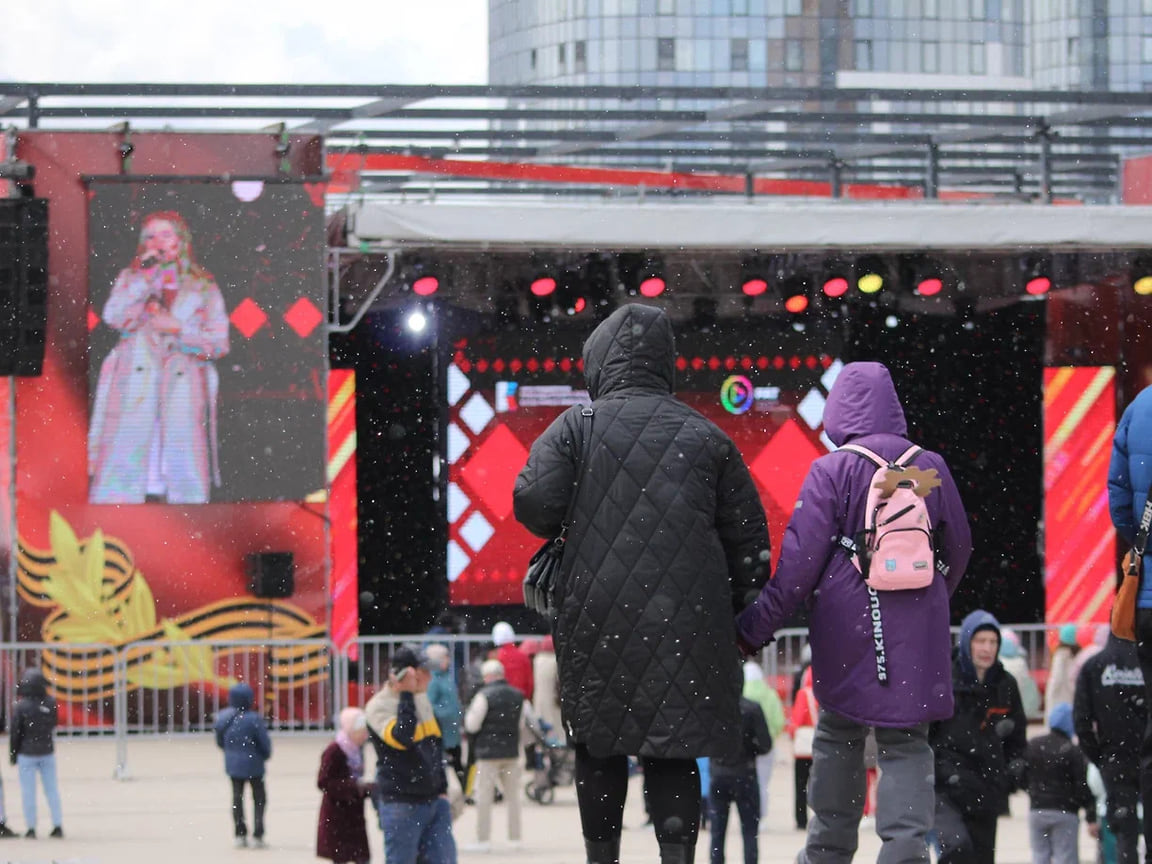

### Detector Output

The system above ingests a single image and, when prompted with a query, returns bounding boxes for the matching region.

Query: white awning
[345,200,1152,252]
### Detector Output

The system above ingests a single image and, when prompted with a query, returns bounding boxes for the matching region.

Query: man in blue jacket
[1107,382,1152,860]
[738,361,972,864]
[365,644,457,864]
[214,682,272,848]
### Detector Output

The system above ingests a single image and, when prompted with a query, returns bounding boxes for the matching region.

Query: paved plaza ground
[0,734,1101,864]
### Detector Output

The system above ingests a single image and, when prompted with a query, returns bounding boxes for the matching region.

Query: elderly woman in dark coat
[514,303,771,864]
[317,707,373,864]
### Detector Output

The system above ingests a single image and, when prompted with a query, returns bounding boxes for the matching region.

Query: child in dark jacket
[9,669,62,838]
[214,682,272,848]
[1025,702,1097,864]
[708,695,773,864]
[317,707,373,864]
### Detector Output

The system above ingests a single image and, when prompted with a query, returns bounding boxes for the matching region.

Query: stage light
[412,276,439,296]
[405,310,427,333]
[780,276,811,315]
[743,278,768,297]
[821,260,852,298]
[1136,276,1152,296]
[639,276,666,297]
[740,256,774,297]
[1021,255,1051,296]
[855,256,886,294]
[1132,256,1152,296]
[530,276,557,297]
[638,255,666,297]
[909,257,945,297]
[916,277,944,297]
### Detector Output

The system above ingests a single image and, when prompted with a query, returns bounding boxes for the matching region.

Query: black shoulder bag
[522,406,593,620]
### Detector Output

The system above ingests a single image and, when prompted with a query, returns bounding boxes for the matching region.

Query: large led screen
[87,182,327,503]
[446,326,842,606]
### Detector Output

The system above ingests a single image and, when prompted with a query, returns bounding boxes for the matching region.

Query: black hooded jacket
[10,669,57,760]
[1073,634,1145,779]
[513,304,771,759]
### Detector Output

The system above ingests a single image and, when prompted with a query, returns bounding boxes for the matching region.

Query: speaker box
[0,198,48,377]
[246,552,295,598]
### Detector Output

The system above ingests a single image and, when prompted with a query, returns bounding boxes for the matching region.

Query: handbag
[1112,497,1152,642]
[791,689,818,759]
[522,407,593,619]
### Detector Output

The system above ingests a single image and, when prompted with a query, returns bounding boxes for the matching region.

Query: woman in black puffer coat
[514,304,771,864]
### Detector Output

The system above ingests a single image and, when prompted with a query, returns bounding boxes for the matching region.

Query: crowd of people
[233,304,1152,864]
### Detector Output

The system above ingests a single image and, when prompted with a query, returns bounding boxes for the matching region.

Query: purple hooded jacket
[736,362,972,727]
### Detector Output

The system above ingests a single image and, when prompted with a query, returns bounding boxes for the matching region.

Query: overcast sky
[3,1,488,84]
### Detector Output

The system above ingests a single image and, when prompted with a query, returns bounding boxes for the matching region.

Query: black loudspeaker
[246,552,295,598]
[0,198,47,377]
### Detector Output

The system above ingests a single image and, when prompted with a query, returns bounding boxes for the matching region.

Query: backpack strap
[839,443,887,468]
[836,444,888,571]
[893,445,923,467]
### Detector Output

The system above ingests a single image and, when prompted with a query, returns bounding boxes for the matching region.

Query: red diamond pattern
[230,297,268,338]
[750,419,823,514]
[87,308,99,332]
[284,297,323,338]
[458,423,528,522]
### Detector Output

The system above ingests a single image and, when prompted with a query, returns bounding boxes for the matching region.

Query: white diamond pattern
[447,482,470,523]
[821,358,844,392]
[797,389,826,430]
[459,393,494,435]
[446,540,469,583]
[459,511,495,553]
[447,364,470,406]
[447,423,469,463]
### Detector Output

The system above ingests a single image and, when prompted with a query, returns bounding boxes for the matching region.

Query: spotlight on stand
[585,254,617,319]
[402,257,440,296]
[405,309,428,333]
[529,259,557,297]
[1021,255,1052,296]
[913,258,945,297]
[741,257,771,297]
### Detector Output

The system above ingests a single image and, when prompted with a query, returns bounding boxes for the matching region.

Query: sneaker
[234,836,248,848]
[252,837,267,849]
[49,827,63,839]
[24,829,35,839]
[0,823,15,838]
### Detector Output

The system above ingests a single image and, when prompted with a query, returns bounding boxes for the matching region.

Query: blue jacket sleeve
[389,692,418,749]
[736,461,837,648]
[1109,405,1135,544]
[257,720,272,761]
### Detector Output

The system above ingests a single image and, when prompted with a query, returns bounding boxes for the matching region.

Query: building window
[923,41,939,73]
[852,0,872,14]
[1066,37,1077,63]
[971,43,985,74]
[659,0,674,13]
[575,40,587,73]
[923,0,938,16]
[1143,35,1152,62]
[530,48,538,70]
[855,39,873,71]
[658,37,676,70]
[732,0,749,13]
[970,0,985,18]
[786,41,804,71]
[559,43,567,68]
[785,0,802,13]
[731,38,749,71]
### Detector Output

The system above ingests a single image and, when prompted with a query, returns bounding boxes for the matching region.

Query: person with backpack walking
[1108,381,1152,860]
[737,360,972,864]
[708,694,773,864]
[214,681,273,848]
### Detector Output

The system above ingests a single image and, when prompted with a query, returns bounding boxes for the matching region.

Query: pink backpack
[839,444,942,591]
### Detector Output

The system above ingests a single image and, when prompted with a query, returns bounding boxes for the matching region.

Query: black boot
[584,837,621,864]
[658,841,696,864]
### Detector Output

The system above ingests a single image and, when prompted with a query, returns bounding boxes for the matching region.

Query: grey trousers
[1028,809,1080,864]
[797,708,934,864]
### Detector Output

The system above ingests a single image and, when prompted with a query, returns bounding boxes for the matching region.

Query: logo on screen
[720,375,754,415]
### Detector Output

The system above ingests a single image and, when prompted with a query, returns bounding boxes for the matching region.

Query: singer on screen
[89,211,230,504]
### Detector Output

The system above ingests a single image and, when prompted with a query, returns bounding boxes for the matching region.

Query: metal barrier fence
[0,622,1100,778]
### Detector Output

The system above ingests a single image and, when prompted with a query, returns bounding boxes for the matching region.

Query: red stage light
[530,277,557,296]
[916,278,943,297]
[742,279,768,297]
[573,297,587,312]
[413,276,439,296]
[785,294,810,314]
[639,277,666,297]
[1026,276,1051,296]
[823,277,849,298]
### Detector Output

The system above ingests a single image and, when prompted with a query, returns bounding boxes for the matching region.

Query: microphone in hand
[140,251,161,269]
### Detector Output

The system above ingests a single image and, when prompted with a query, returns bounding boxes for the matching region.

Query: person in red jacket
[492,622,533,700]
